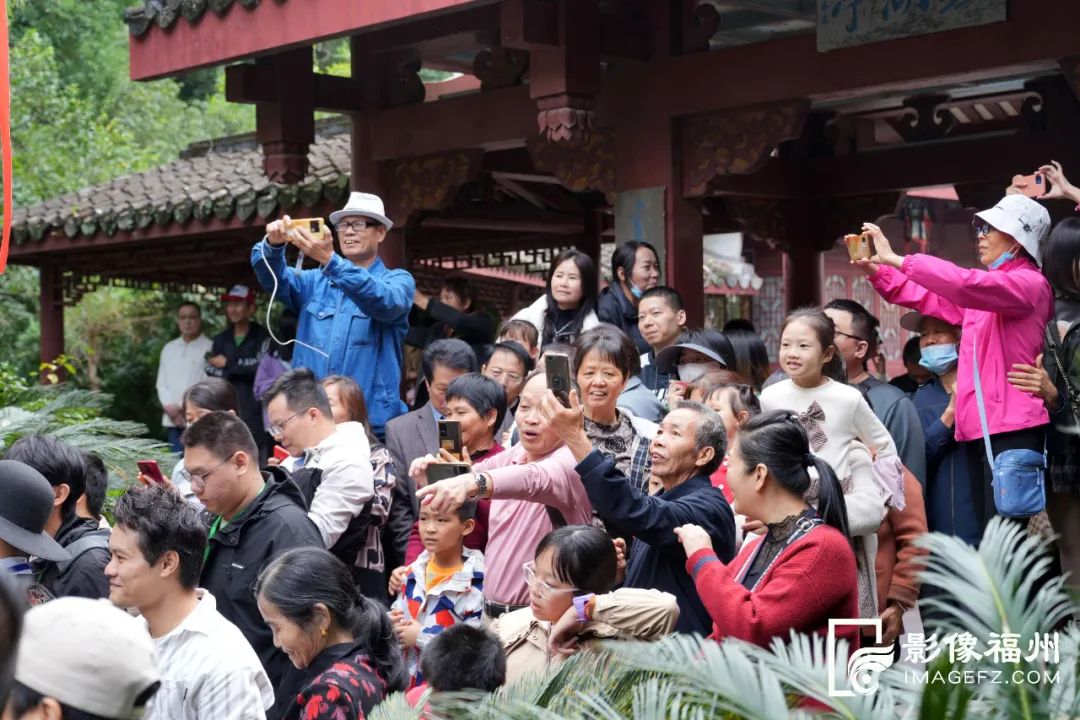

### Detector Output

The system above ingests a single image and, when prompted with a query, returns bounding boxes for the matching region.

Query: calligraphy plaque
[818,0,1006,52]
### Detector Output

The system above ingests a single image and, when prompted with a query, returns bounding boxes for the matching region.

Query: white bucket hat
[16,597,161,718]
[329,191,393,230]
[974,194,1050,266]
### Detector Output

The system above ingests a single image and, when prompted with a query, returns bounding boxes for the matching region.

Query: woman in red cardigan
[675,410,860,649]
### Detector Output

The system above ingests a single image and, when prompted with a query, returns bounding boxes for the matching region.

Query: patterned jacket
[391,547,484,688]
[283,641,388,720]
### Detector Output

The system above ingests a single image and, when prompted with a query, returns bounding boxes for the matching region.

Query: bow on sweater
[796,402,828,452]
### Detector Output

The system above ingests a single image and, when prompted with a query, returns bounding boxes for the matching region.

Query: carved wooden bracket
[681,0,720,54]
[385,149,485,226]
[473,47,530,91]
[526,128,615,199]
[383,51,426,108]
[896,95,955,143]
[683,99,810,197]
[536,93,596,143]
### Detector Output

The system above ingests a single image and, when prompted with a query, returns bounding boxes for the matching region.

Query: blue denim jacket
[251,238,415,435]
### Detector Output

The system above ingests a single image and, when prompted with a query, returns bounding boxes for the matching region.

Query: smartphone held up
[286,217,329,241]
[137,460,166,486]
[844,232,873,262]
[545,353,573,408]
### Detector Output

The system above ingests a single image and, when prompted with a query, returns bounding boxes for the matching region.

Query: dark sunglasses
[972,220,992,237]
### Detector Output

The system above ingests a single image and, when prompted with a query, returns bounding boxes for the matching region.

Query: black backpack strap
[56,530,111,574]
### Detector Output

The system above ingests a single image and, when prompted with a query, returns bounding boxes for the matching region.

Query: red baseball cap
[221,284,255,303]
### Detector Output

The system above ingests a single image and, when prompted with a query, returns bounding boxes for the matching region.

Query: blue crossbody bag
[971,338,1046,518]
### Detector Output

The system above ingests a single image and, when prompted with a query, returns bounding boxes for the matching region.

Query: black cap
[0,460,69,561]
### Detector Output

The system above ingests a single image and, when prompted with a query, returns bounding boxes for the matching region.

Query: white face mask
[677,362,712,383]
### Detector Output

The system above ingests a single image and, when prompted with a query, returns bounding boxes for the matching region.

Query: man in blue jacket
[252,192,415,437]
[540,391,736,636]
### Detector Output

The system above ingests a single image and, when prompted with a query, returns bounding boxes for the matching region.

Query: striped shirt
[145,589,275,720]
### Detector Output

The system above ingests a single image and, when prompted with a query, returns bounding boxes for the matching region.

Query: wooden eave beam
[226,64,367,113]
[130,0,500,80]
[369,85,535,160]
[420,215,584,234]
[601,0,1080,121]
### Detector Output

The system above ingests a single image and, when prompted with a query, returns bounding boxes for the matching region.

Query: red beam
[369,85,534,160]
[130,0,498,81]
[601,0,1080,121]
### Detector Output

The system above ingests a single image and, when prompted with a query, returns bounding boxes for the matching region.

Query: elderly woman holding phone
[854,195,1052,532]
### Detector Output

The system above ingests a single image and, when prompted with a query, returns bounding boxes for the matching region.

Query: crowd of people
[3,164,1080,718]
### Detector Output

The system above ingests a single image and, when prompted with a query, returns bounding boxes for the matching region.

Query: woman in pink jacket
[856,194,1052,533]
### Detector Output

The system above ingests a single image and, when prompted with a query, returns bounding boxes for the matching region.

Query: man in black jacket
[181,411,322,717]
[7,435,110,600]
[206,284,270,463]
[540,394,735,636]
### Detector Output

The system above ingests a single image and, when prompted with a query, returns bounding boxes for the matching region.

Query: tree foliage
[1,2,251,434]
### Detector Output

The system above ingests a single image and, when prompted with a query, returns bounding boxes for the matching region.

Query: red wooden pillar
[616,115,704,326]
[350,111,405,269]
[39,263,64,369]
[784,243,823,311]
[580,207,602,291]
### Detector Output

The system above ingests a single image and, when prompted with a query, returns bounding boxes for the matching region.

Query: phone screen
[438,420,462,457]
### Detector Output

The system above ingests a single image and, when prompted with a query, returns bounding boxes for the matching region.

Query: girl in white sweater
[760,307,899,618]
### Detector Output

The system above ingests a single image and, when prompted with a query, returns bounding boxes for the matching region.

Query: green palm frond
[375,521,1077,720]
[0,384,175,486]
[596,634,792,720]
[738,631,918,720]
[917,517,1073,641]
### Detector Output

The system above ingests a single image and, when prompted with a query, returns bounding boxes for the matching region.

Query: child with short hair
[497,318,540,360]
[390,500,484,690]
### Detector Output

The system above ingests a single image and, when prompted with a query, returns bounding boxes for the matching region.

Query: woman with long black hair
[675,410,859,649]
[256,547,405,720]
[511,249,599,348]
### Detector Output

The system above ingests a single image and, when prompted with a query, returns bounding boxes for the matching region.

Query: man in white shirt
[156,302,212,452]
[262,369,381,596]
[106,484,274,720]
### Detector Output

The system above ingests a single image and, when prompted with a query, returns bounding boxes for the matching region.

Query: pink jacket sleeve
[870,265,965,326]
[487,447,594,524]
[900,254,1049,317]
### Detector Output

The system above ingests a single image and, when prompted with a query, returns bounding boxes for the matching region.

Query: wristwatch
[473,472,488,499]
[572,593,596,623]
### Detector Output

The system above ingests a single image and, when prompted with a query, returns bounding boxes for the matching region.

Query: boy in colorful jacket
[390,499,484,689]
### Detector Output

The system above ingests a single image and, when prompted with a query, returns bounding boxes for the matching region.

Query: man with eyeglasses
[182,411,321,716]
[260,369,383,600]
[482,341,534,438]
[253,192,415,440]
[156,302,212,452]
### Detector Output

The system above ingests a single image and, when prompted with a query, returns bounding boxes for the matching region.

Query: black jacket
[206,323,270,451]
[596,286,649,353]
[406,299,495,361]
[575,451,736,636]
[34,515,110,600]
[199,468,322,718]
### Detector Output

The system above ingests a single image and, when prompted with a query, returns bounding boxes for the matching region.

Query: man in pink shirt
[413,372,593,617]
